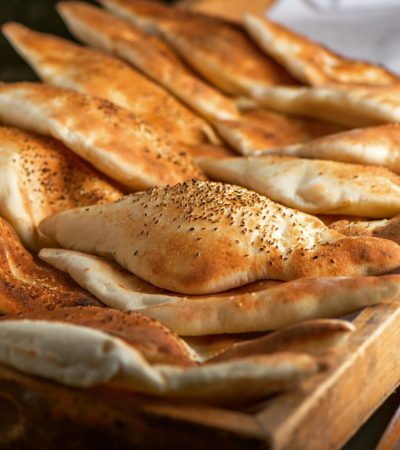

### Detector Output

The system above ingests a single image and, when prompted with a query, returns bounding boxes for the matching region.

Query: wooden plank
[0,301,399,449]
[255,301,400,450]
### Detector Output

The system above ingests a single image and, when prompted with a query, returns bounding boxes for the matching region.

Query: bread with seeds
[0,126,123,250]
[199,155,400,217]
[330,215,400,245]
[57,1,238,122]
[0,307,318,402]
[39,180,400,294]
[0,218,101,314]
[0,82,205,190]
[39,248,400,335]
[2,22,218,146]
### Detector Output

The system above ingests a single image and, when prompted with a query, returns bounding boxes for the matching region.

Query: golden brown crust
[0,82,205,190]
[199,155,400,217]
[3,22,215,146]
[215,109,344,155]
[0,218,100,315]
[244,15,400,86]
[208,319,354,362]
[2,306,195,366]
[99,0,296,95]
[39,180,400,294]
[57,1,238,122]
[182,143,237,161]
[272,124,400,174]
[330,215,400,245]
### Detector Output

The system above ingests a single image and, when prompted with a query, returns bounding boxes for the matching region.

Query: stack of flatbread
[0,0,400,404]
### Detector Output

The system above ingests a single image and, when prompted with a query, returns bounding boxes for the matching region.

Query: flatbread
[0,218,100,315]
[215,108,343,156]
[6,307,196,366]
[0,311,318,402]
[0,126,123,250]
[182,143,237,161]
[263,124,400,174]
[0,82,204,190]
[99,0,296,95]
[250,85,400,128]
[38,180,400,294]
[207,319,355,362]
[3,22,218,146]
[199,155,400,217]
[330,215,400,245]
[244,14,400,86]
[38,248,400,335]
[57,1,239,122]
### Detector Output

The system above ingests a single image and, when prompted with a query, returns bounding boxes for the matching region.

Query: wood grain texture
[0,300,399,449]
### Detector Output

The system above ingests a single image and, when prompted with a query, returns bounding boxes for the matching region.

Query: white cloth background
[268,0,400,74]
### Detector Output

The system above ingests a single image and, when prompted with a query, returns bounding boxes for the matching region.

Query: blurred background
[1,0,400,81]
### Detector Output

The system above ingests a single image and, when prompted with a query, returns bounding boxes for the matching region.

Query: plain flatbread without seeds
[38,247,400,335]
[39,180,400,294]
[199,155,400,217]
[2,22,218,146]
[0,125,123,250]
[98,0,296,95]
[215,108,343,156]
[244,14,400,87]
[262,124,400,175]
[250,85,400,128]
[0,82,205,190]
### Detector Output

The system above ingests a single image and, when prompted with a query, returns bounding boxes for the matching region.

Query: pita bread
[182,143,237,161]
[215,108,343,156]
[0,313,318,402]
[264,124,400,175]
[0,126,123,250]
[250,85,400,128]
[39,180,400,294]
[7,307,197,366]
[0,82,204,190]
[330,215,400,245]
[2,22,218,146]
[207,319,355,362]
[244,14,400,87]
[179,0,274,23]
[38,248,400,334]
[57,2,238,122]
[99,0,296,95]
[0,218,100,315]
[199,155,400,217]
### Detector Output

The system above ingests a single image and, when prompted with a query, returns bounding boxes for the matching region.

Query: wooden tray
[1,300,400,450]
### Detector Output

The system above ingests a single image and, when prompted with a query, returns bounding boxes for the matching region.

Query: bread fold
[39,248,400,335]
[0,82,204,190]
[3,22,218,146]
[57,1,239,122]
[244,14,400,87]
[200,155,400,217]
[0,308,318,402]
